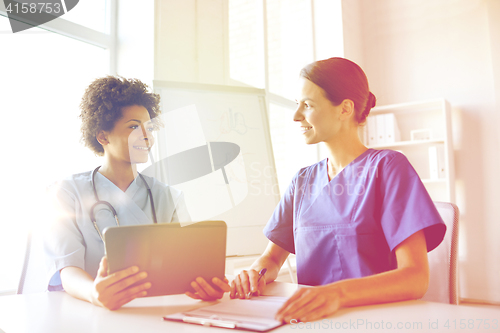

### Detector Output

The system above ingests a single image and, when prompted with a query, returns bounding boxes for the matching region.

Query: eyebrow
[125,119,155,127]
[297,97,314,103]
[125,119,142,123]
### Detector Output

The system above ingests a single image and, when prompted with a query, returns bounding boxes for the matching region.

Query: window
[228,0,343,195]
[268,103,319,192]
[0,2,115,294]
[62,0,109,33]
[266,0,314,100]
[228,0,265,88]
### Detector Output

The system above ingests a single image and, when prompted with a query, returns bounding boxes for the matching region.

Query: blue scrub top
[44,170,191,291]
[264,149,446,286]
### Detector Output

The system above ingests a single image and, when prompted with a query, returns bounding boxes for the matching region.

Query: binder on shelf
[429,146,439,179]
[384,113,401,143]
[375,114,386,145]
[367,116,377,146]
[367,114,400,146]
[437,145,446,178]
[428,145,445,179]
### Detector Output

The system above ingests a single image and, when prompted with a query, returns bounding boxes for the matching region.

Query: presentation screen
[141,81,281,256]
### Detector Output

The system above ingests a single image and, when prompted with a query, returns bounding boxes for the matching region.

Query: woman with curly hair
[45,76,230,310]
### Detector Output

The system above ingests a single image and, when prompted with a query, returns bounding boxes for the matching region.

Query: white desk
[1,282,499,333]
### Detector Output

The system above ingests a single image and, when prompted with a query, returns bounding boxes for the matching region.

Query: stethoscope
[90,166,157,241]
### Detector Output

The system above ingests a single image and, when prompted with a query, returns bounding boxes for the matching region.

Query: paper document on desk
[163,296,287,331]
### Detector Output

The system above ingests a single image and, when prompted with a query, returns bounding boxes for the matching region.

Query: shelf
[363,98,454,203]
[368,139,445,149]
[422,178,447,184]
[370,98,446,114]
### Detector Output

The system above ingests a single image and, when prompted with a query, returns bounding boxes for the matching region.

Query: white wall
[116,0,155,85]
[117,0,227,86]
[342,0,500,303]
[154,0,227,84]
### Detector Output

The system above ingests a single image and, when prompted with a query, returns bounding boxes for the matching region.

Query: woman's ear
[96,131,108,146]
[339,99,355,120]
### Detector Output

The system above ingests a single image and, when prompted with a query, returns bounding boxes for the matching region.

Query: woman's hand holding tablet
[90,257,151,310]
[59,257,152,311]
[186,276,231,300]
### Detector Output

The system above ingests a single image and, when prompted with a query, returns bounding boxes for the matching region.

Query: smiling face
[98,105,155,164]
[294,78,345,145]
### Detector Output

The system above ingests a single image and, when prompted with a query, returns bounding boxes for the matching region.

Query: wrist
[86,284,96,304]
[86,278,101,305]
[325,282,346,309]
[248,265,265,281]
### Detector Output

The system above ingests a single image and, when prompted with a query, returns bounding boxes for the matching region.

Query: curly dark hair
[79,76,161,156]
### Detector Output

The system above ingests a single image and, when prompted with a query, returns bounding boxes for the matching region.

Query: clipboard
[163,296,287,332]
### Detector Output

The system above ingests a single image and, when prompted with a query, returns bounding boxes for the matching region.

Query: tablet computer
[103,220,226,297]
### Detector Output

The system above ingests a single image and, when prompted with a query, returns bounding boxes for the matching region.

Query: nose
[293,104,304,122]
[140,125,154,146]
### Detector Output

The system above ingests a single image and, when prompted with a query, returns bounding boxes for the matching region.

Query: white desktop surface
[1,282,499,333]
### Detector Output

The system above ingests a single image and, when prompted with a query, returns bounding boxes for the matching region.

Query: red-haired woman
[231,58,445,323]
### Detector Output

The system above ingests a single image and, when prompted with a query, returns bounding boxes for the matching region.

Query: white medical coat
[44,170,190,290]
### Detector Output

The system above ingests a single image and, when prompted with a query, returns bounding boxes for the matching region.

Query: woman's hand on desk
[90,257,151,310]
[275,285,342,323]
[230,269,266,299]
[185,277,231,301]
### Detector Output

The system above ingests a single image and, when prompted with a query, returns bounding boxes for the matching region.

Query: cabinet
[360,99,455,204]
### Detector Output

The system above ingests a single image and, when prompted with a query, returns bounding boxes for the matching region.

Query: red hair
[300,57,376,124]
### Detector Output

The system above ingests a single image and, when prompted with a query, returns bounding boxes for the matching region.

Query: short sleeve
[378,153,446,252]
[263,173,298,254]
[44,184,86,291]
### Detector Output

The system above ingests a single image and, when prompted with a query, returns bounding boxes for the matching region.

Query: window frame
[0,0,117,74]
[226,0,340,165]
[0,0,117,295]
